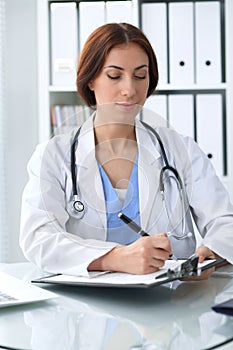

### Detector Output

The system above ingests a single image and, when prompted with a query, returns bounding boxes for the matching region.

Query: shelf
[49,85,77,92]
[157,83,227,92]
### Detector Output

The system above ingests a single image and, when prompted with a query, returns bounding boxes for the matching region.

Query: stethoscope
[70,121,192,239]
[140,121,192,240]
[70,126,85,218]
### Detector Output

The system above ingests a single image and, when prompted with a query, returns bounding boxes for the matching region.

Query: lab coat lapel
[136,120,162,231]
[75,116,107,229]
[74,117,163,232]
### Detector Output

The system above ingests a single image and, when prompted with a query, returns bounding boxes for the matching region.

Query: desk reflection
[23,280,233,350]
[19,265,233,350]
[24,297,144,350]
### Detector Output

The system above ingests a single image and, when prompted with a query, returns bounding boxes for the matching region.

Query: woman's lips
[116,102,137,111]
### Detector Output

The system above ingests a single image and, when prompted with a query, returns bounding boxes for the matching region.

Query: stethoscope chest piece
[73,199,84,213]
[70,195,85,219]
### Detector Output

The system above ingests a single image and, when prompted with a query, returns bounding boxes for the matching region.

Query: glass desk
[0,262,233,350]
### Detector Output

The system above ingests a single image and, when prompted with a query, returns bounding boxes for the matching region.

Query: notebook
[0,271,57,308]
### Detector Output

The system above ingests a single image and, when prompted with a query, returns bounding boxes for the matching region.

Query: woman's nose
[120,78,136,97]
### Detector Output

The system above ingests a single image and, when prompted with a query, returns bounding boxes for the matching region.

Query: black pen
[118,213,149,236]
[118,212,178,261]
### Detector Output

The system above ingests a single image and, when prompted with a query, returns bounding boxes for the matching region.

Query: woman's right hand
[89,233,172,274]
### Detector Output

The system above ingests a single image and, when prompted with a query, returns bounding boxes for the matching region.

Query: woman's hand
[183,246,223,281]
[88,234,172,274]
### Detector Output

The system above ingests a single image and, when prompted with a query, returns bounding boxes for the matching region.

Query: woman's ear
[88,81,94,91]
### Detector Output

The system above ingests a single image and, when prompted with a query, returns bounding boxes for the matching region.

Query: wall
[5,0,38,261]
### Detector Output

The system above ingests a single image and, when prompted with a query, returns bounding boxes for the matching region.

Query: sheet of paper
[44,267,169,285]
[37,260,219,287]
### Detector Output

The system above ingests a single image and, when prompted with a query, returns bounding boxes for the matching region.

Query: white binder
[196,94,223,176]
[50,3,78,87]
[169,2,194,84]
[195,1,222,84]
[168,95,194,139]
[79,1,105,51]
[142,3,168,86]
[143,95,167,128]
[106,1,133,24]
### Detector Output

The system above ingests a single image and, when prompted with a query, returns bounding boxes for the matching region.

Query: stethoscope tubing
[71,127,82,198]
[70,121,190,239]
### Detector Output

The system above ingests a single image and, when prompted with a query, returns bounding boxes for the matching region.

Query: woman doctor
[20,23,233,279]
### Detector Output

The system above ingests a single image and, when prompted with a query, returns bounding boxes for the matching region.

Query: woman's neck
[93,105,137,143]
[94,122,136,143]
[94,121,136,156]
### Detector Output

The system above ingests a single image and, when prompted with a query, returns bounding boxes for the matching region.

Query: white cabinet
[37,0,233,199]
[140,0,233,198]
[37,0,138,141]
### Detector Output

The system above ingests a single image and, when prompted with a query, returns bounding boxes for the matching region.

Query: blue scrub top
[98,154,141,245]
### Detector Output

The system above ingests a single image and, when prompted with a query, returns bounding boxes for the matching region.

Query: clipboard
[32,257,226,289]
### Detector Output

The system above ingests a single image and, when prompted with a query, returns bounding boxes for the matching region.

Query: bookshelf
[37,0,233,199]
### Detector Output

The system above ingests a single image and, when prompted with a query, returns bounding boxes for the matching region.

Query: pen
[118,212,178,261]
[118,213,149,236]
[169,254,178,261]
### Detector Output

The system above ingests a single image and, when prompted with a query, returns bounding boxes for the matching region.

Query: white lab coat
[20,115,233,276]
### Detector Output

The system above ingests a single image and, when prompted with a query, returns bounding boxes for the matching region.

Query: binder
[143,95,167,128]
[195,1,222,84]
[169,2,194,84]
[105,1,133,24]
[79,1,105,51]
[196,94,223,176]
[50,3,78,87]
[142,3,168,86]
[168,94,194,139]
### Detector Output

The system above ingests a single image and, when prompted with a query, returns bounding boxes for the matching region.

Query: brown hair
[76,23,159,107]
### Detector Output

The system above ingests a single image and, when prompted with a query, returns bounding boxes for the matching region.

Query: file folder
[196,94,223,176]
[195,1,222,84]
[168,94,194,139]
[106,1,133,24]
[50,3,78,87]
[79,1,105,51]
[142,3,168,86]
[169,2,194,84]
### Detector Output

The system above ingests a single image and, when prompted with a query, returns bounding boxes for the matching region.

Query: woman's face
[88,43,150,119]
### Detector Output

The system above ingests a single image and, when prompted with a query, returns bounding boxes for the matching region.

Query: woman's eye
[135,75,146,80]
[107,74,120,80]
[106,72,147,80]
